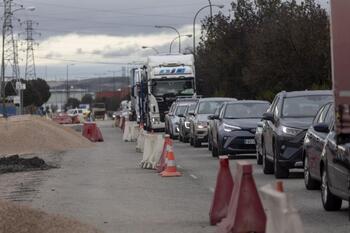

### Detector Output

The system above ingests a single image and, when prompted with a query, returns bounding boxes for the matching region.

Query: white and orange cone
[161,143,181,177]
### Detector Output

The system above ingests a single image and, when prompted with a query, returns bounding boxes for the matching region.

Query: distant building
[46,88,94,111]
[95,87,130,100]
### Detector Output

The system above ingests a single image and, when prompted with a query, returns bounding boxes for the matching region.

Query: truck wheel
[208,137,213,151]
[262,143,274,174]
[321,168,342,211]
[212,145,218,157]
[304,154,320,190]
[190,136,194,146]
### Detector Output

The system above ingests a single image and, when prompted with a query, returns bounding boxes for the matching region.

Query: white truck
[139,54,196,131]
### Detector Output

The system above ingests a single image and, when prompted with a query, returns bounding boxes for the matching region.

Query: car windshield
[224,103,270,119]
[282,95,333,118]
[175,105,187,115]
[151,79,194,96]
[197,101,227,114]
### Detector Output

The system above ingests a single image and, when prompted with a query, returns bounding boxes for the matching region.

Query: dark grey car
[209,100,270,157]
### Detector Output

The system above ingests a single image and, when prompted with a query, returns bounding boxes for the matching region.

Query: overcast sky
[12,0,327,80]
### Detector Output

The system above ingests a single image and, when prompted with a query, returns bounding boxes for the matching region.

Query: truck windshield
[152,79,194,96]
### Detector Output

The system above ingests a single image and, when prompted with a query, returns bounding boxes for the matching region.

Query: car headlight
[197,121,208,129]
[223,123,241,132]
[281,125,303,136]
[152,117,160,124]
[185,121,190,129]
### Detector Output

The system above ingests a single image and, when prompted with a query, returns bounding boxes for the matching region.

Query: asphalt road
[0,120,349,233]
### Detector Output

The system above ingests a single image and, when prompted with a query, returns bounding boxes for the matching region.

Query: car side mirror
[188,111,195,116]
[313,123,330,134]
[262,112,275,123]
[257,122,263,127]
[164,111,169,115]
[178,114,184,118]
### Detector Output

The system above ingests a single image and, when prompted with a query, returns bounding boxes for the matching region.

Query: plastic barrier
[160,141,181,177]
[217,161,266,233]
[210,156,234,225]
[115,116,121,128]
[139,134,164,169]
[136,129,146,153]
[82,122,104,142]
[260,184,304,233]
[131,123,140,141]
[156,134,171,173]
[121,117,126,132]
[123,121,132,142]
[71,115,80,124]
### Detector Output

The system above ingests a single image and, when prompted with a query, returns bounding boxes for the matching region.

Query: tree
[65,98,80,109]
[195,0,331,100]
[81,94,93,105]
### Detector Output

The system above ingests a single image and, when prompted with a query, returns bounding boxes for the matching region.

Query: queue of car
[165,90,349,212]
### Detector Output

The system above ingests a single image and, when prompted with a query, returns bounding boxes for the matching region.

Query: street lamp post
[193,4,224,56]
[155,25,181,53]
[141,46,159,54]
[66,64,75,104]
[1,5,35,118]
[169,34,192,54]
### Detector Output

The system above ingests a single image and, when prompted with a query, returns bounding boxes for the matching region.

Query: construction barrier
[121,117,126,132]
[136,129,146,153]
[82,122,104,142]
[155,134,171,173]
[139,134,164,169]
[115,116,121,127]
[209,156,234,225]
[123,121,132,142]
[217,161,266,233]
[123,121,140,142]
[260,184,304,233]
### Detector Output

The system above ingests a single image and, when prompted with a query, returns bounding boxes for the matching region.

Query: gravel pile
[0,199,102,233]
[0,155,54,174]
[0,115,93,156]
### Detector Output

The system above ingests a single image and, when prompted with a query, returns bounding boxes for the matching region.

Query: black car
[320,125,350,211]
[303,102,334,190]
[255,121,265,165]
[261,90,333,178]
[209,100,270,157]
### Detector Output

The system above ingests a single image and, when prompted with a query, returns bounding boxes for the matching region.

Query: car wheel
[262,142,274,174]
[208,137,213,151]
[212,144,218,157]
[256,150,263,165]
[304,154,320,190]
[179,134,183,142]
[273,142,289,178]
[321,168,342,211]
[190,135,194,146]
[193,136,201,147]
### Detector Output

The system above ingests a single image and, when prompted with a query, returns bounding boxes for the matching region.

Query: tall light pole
[169,34,192,54]
[66,64,75,104]
[193,4,224,56]
[141,46,159,54]
[1,4,35,118]
[155,25,181,53]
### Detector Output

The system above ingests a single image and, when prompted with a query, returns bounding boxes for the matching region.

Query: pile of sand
[0,115,93,156]
[0,199,102,233]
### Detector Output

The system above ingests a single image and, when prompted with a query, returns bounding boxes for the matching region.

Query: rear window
[197,101,226,114]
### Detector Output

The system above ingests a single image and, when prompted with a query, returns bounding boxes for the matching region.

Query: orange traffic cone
[276,181,284,192]
[140,122,144,129]
[156,134,171,173]
[161,143,181,177]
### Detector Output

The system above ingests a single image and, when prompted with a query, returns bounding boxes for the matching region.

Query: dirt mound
[0,115,93,156]
[0,155,55,174]
[0,199,102,233]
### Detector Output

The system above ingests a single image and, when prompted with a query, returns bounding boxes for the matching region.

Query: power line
[37,57,144,65]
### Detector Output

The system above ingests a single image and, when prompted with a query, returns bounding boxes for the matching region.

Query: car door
[212,104,225,147]
[308,104,331,178]
[264,95,280,159]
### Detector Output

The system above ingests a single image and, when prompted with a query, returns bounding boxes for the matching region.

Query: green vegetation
[196,0,331,100]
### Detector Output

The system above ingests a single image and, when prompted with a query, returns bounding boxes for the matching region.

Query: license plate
[244,139,255,145]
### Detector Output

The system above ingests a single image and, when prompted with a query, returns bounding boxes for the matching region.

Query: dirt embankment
[0,199,103,233]
[0,115,94,156]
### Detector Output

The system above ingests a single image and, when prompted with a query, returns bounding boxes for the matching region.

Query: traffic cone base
[160,142,182,177]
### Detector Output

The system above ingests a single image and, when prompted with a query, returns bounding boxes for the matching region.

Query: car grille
[227,136,256,150]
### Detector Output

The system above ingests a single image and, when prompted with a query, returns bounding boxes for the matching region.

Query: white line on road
[190,174,198,180]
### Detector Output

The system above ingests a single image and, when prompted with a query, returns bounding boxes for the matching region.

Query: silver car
[189,97,236,147]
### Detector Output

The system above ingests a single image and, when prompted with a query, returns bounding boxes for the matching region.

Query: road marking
[177,165,182,169]
[209,187,215,193]
[190,174,198,180]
